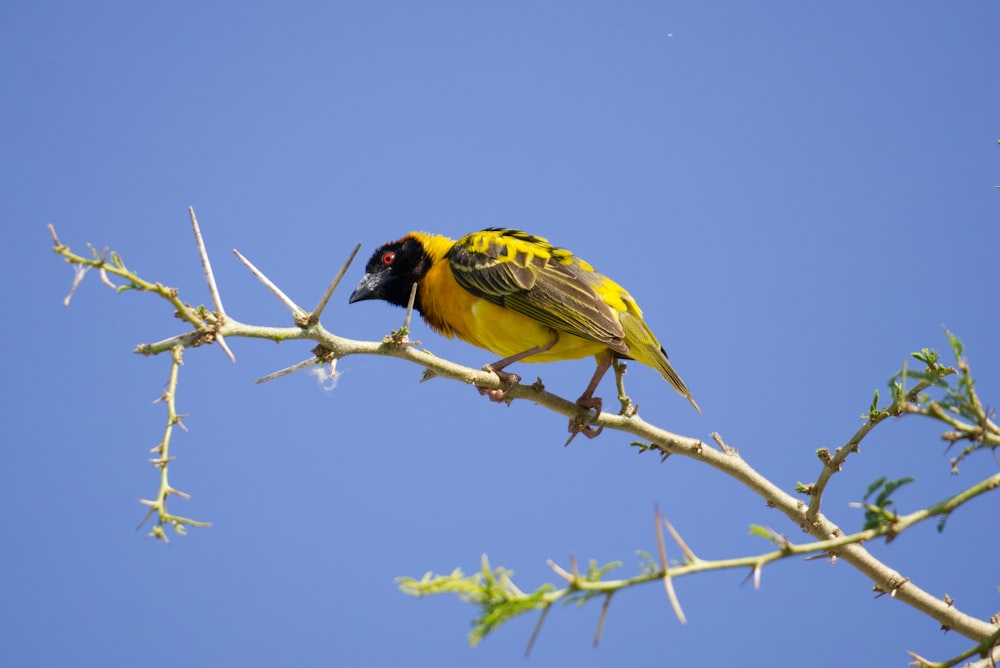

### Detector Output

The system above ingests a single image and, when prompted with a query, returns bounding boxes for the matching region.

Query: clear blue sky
[4,3,998,666]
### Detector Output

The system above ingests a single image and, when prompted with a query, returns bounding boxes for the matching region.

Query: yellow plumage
[350,228,700,419]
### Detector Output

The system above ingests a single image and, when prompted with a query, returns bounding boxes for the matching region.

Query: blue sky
[4,3,999,666]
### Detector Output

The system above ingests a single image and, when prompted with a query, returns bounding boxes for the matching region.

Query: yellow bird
[349,228,700,437]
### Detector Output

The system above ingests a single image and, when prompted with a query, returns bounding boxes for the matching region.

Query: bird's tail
[660,360,701,414]
[620,312,701,413]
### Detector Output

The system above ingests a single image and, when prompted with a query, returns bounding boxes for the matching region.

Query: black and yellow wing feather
[350,227,699,412]
[446,228,698,411]
[447,228,630,356]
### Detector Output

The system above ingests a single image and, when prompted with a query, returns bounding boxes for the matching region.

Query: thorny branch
[49,217,1000,664]
[135,344,211,540]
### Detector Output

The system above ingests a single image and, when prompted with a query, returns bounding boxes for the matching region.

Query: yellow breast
[419,258,608,362]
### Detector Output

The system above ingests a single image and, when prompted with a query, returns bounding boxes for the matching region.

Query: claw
[477,365,521,404]
[577,395,603,414]
[565,395,604,445]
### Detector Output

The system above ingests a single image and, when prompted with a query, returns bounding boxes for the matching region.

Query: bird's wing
[448,229,629,355]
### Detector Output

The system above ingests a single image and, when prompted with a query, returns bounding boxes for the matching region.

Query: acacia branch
[49,222,1000,655]
[136,345,211,540]
[459,470,999,620]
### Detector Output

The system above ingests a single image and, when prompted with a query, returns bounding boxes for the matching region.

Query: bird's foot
[565,395,604,445]
[478,365,521,404]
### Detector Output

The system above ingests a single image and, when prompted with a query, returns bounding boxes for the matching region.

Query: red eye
[381,251,395,266]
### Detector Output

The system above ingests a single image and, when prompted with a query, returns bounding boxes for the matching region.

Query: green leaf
[910,348,939,366]
[636,550,658,576]
[863,476,887,501]
[630,440,654,454]
[944,328,964,359]
[748,524,780,545]
[397,556,554,647]
[860,476,915,531]
[116,282,140,294]
[794,481,815,495]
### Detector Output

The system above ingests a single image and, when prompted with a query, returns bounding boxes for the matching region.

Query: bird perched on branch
[349,228,699,438]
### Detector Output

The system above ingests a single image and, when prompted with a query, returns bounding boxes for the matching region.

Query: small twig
[134,330,215,356]
[136,345,210,540]
[808,409,888,518]
[907,625,1000,668]
[613,359,637,416]
[309,242,362,325]
[232,248,306,318]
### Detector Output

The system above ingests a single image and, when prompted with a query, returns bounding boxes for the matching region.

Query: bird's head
[349,234,433,309]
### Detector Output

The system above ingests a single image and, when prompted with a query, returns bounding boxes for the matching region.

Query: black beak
[348,270,387,304]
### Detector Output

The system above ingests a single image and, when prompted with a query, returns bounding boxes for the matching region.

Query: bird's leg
[479,333,559,403]
[566,351,614,443]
